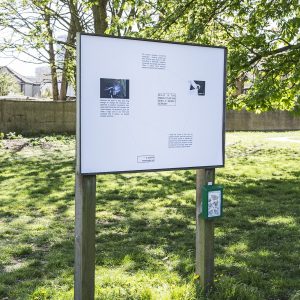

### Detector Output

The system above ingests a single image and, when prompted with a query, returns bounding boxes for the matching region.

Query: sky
[0,55,39,77]
[0,27,47,78]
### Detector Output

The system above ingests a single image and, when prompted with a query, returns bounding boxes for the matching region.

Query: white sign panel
[78,34,226,174]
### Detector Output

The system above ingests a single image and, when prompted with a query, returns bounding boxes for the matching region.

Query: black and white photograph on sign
[100,78,129,99]
[189,80,205,96]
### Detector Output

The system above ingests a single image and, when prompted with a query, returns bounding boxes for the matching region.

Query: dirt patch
[39,141,53,149]
[2,139,55,153]
[3,139,29,152]
[4,259,28,273]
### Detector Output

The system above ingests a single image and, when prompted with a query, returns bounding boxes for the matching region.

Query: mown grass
[0,132,299,300]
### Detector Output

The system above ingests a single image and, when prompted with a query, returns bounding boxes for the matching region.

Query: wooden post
[195,168,215,292]
[75,173,96,300]
[75,33,97,299]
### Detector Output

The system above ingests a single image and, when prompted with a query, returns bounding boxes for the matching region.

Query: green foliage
[211,276,262,300]
[0,132,300,299]
[0,72,19,96]
[291,290,300,300]
[142,0,300,112]
[6,132,23,139]
[223,0,300,112]
[41,87,51,98]
[1,0,298,109]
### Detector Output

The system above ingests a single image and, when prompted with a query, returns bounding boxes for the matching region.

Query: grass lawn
[0,131,299,300]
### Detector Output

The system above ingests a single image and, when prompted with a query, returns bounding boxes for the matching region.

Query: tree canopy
[144,0,300,113]
[0,0,299,110]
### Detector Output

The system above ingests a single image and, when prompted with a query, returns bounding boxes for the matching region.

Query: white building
[0,66,41,97]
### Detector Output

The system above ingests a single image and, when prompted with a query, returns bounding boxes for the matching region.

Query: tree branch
[245,43,300,68]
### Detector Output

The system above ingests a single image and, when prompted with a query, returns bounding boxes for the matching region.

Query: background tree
[144,0,300,112]
[0,73,19,96]
[1,0,299,110]
[0,0,88,100]
[0,0,158,99]
[1,0,59,99]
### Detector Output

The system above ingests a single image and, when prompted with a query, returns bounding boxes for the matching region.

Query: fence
[0,99,75,135]
[1,99,300,134]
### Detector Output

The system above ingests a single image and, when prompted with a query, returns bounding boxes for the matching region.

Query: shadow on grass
[0,153,299,299]
[214,172,300,299]
[0,153,75,298]
[94,171,299,298]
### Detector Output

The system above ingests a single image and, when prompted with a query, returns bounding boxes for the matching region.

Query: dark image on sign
[100,78,129,99]
[189,80,205,96]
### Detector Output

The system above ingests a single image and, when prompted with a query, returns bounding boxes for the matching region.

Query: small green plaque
[200,185,223,219]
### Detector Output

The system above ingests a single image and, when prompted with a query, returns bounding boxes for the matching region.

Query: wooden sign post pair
[75,34,225,299]
[74,168,216,299]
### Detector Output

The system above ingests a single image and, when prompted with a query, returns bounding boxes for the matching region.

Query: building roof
[0,66,38,84]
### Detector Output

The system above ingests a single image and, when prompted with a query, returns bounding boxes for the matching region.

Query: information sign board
[78,34,226,174]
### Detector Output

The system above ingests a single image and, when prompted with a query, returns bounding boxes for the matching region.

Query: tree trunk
[235,77,245,96]
[59,54,69,100]
[59,31,73,100]
[49,44,59,100]
[45,13,59,100]
[60,0,82,100]
[91,0,108,34]
[69,0,82,33]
